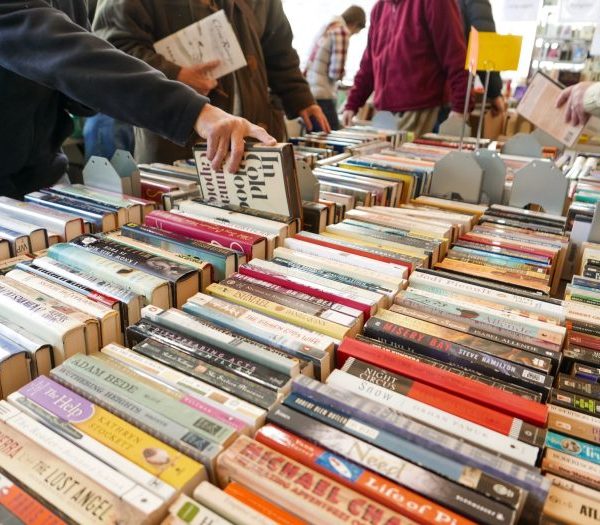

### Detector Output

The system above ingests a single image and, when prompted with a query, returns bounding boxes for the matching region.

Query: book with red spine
[336,337,548,426]
[341,357,545,448]
[294,232,413,272]
[237,263,372,320]
[140,179,177,204]
[145,210,267,260]
[255,424,476,525]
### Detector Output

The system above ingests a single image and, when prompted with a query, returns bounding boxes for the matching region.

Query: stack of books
[433,204,569,297]
[138,162,201,208]
[542,242,600,523]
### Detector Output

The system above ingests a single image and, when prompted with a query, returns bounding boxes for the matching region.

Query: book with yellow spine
[206,282,352,340]
[12,376,206,494]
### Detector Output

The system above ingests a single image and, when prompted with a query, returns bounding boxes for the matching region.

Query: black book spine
[557,374,600,401]
[551,389,600,418]
[364,317,552,399]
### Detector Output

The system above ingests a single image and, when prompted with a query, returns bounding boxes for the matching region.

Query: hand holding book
[194,105,276,173]
[556,81,595,126]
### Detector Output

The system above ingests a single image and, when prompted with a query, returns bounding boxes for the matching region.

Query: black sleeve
[261,0,315,118]
[0,0,208,146]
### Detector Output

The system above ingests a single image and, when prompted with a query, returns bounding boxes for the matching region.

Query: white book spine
[0,401,164,514]
[7,392,175,501]
[410,272,565,320]
[193,481,277,525]
[283,237,408,279]
[188,293,335,353]
[326,370,539,466]
[249,258,380,307]
[274,246,402,294]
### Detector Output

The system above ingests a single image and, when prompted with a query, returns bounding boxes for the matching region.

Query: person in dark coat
[93,0,330,164]
[0,0,274,199]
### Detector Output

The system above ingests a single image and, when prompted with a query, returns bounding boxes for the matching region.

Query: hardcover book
[193,143,302,219]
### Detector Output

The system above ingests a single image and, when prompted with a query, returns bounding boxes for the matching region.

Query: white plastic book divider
[111,150,141,197]
[508,159,569,216]
[474,149,506,205]
[295,159,320,202]
[82,150,139,196]
[502,133,544,158]
[429,151,483,204]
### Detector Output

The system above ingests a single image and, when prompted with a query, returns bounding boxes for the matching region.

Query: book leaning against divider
[0,276,86,365]
[47,242,170,309]
[193,143,303,219]
[0,313,53,377]
[50,361,222,480]
[103,230,212,292]
[121,222,238,281]
[0,196,84,241]
[29,255,142,329]
[12,376,204,497]
[141,305,302,376]
[182,293,333,380]
[0,407,162,524]
[69,234,199,308]
[6,268,120,347]
[0,470,68,525]
[193,481,279,525]
[0,401,166,514]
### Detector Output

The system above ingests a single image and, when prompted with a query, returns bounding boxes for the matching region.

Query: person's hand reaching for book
[556,81,595,126]
[489,96,507,117]
[342,109,355,128]
[177,60,220,95]
[299,104,331,133]
[194,104,276,173]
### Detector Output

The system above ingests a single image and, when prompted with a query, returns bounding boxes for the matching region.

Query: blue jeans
[83,114,135,161]
[315,98,340,131]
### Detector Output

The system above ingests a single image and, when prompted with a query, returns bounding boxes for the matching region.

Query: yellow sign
[465,31,522,72]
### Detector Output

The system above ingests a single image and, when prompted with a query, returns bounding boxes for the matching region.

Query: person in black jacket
[0,0,275,199]
[459,0,506,116]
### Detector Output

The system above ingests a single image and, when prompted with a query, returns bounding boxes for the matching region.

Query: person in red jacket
[342,0,470,136]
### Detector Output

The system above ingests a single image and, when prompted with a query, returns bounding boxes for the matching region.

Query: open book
[154,10,247,79]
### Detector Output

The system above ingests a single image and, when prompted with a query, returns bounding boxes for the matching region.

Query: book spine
[551,389,600,417]
[265,405,515,525]
[543,485,600,525]
[542,448,600,490]
[63,353,235,445]
[546,430,600,466]
[545,473,600,503]
[24,193,106,232]
[326,369,539,465]
[145,211,256,259]
[291,376,549,500]
[548,404,600,445]
[49,364,220,476]
[0,417,145,525]
[337,336,549,426]
[283,392,525,511]
[356,334,543,402]
[193,481,282,525]
[142,304,299,376]
[221,276,358,328]
[47,243,165,305]
[216,435,423,525]
[0,471,67,525]
[363,317,553,397]
[129,336,279,410]
[376,309,553,375]
[389,302,559,364]
[15,376,204,492]
[239,262,372,320]
[206,282,348,340]
[341,357,545,448]
[255,424,475,525]
[573,363,600,382]
[0,402,164,513]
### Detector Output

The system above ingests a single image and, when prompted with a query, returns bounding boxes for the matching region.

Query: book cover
[543,485,600,525]
[193,143,302,219]
[546,430,600,466]
[542,448,600,490]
